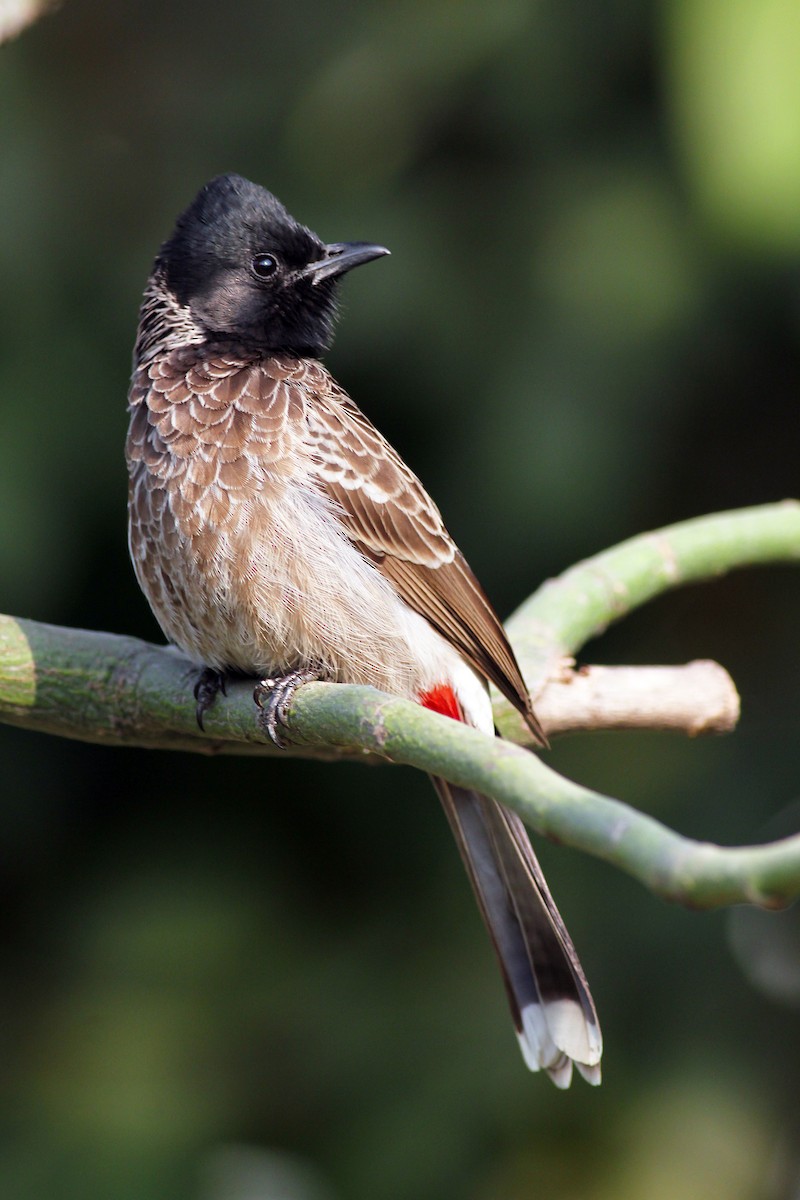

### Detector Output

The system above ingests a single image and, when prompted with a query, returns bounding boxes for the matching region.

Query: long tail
[432,777,602,1087]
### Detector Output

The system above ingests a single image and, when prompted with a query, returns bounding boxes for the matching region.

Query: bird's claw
[254,668,319,748]
[194,667,227,730]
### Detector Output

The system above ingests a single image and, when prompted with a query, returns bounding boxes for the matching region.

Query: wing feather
[303,366,544,741]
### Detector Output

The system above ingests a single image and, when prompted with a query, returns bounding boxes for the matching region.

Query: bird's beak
[301,242,390,284]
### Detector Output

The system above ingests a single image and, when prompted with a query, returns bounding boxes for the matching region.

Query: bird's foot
[254,667,320,748]
[194,667,227,731]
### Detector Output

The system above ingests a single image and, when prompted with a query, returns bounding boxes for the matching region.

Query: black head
[157,174,389,357]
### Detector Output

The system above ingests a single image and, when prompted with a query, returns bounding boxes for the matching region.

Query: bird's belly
[131,471,457,701]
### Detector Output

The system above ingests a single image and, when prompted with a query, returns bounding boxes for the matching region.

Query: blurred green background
[2,1,800,1197]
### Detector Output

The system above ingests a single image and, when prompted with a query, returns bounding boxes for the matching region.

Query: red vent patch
[419,683,463,722]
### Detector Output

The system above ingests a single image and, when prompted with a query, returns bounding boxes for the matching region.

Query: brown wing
[303,366,544,743]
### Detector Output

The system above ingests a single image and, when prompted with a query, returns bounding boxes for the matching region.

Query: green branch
[495,499,800,738]
[2,501,800,909]
[513,499,800,654]
[288,682,800,910]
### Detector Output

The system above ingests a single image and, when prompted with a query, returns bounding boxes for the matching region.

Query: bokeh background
[2,1,800,1197]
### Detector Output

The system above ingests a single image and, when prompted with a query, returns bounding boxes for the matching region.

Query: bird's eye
[251,253,279,279]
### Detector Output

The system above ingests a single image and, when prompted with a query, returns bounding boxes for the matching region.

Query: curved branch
[285,682,800,911]
[495,499,800,741]
[2,501,799,910]
[517,498,800,666]
[1,614,798,908]
[0,612,737,746]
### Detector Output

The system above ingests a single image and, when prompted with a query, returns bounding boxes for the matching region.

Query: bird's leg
[254,667,321,748]
[193,667,228,730]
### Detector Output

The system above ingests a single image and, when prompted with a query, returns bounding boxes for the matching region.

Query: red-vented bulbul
[126,174,601,1086]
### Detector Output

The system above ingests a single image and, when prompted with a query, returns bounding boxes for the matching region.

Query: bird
[126,173,602,1087]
